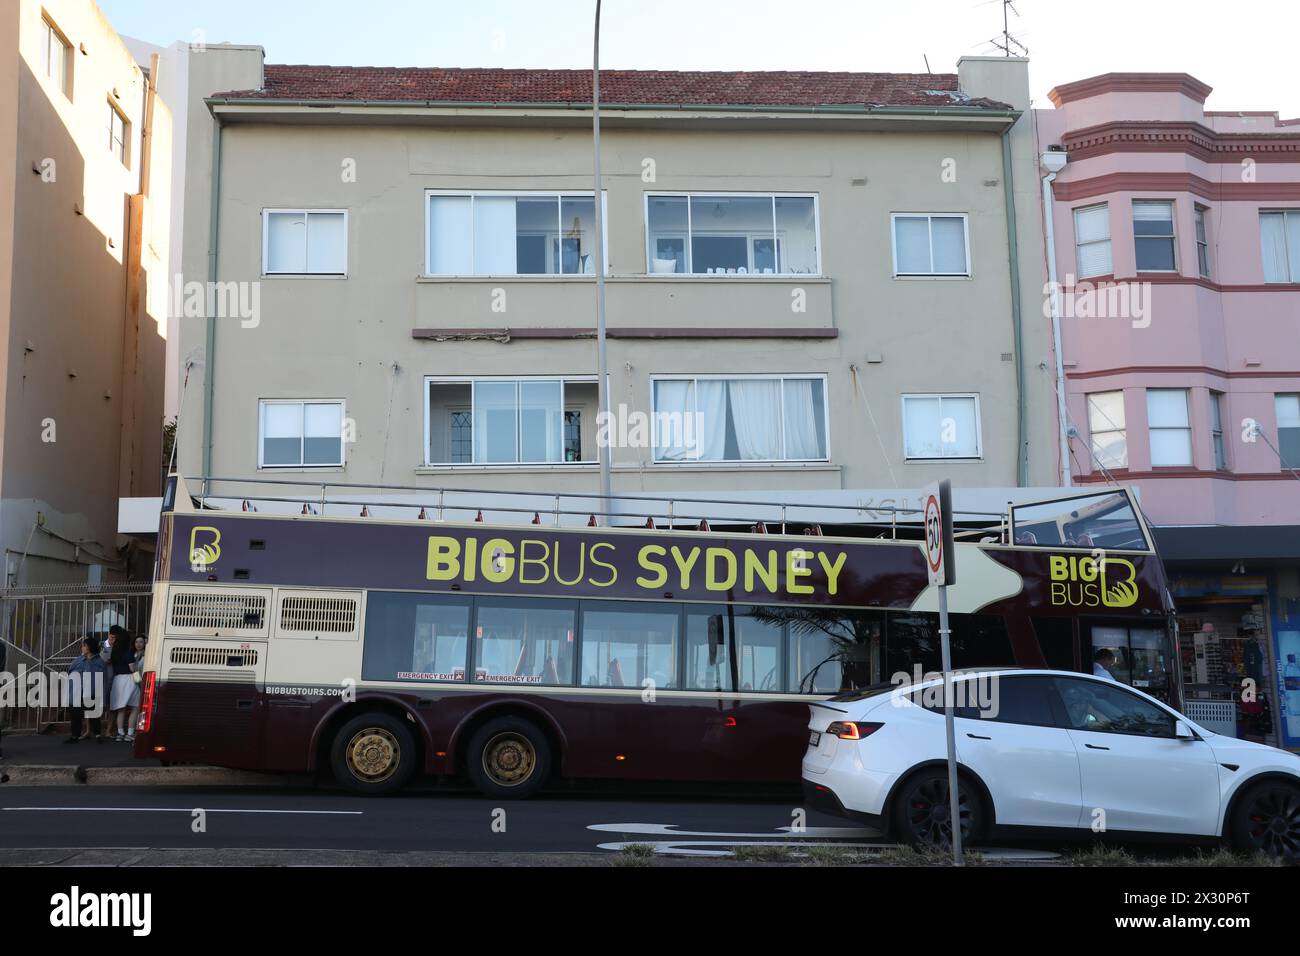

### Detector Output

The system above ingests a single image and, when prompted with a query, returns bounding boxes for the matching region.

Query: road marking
[2,807,362,815]
[587,822,879,838]
[598,839,880,857]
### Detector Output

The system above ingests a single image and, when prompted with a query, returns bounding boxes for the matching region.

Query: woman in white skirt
[127,635,148,740]
[107,626,141,741]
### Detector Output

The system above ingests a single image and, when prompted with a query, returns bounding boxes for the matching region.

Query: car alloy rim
[346,728,400,783]
[1244,787,1300,858]
[905,777,972,847]
[482,732,536,787]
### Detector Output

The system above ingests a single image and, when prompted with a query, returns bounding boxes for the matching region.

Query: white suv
[802,668,1300,861]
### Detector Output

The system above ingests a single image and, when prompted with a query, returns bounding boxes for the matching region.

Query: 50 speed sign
[922,480,956,587]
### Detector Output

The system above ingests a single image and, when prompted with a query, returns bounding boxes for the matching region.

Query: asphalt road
[0,785,874,862]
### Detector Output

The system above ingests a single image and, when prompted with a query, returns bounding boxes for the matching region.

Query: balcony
[412,274,835,342]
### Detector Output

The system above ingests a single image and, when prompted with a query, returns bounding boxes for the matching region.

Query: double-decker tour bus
[133,476,1179,797]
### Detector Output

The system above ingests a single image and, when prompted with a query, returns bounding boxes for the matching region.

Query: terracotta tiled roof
[211,65,1012,111]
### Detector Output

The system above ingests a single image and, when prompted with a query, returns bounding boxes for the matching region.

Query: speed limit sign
[922,480,956,587]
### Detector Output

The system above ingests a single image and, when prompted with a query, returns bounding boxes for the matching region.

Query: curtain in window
[782,379,824,459]
[1147,389,1191,466]
[931,217,967,273]
[473,197,517,275]
[303,403,342,465]
[653,380,695,461]
[1074,205,1112,277]
[429,196,473,274]
[894,217,931,273]
[305,214,346,274]
[519,381,562,462]
[727,380,782,460]
[697,380,729,460]
[1260,212,1296,283]
[474,381,518,463]
[266,213,307,273]
[262,404,302,465]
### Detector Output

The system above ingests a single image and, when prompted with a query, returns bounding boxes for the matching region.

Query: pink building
[1036,73,1300,750]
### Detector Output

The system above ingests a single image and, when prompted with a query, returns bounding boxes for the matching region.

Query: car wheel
[465,716,552,800]
[330,712,417,795]
[1229,780,1300,863]
[892,768,982,849]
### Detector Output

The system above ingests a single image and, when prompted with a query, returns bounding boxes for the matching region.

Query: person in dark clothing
[66,636,107,744]
[107,627,138,741]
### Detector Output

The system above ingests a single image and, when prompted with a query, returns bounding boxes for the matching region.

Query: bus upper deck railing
[172,475,1120,544]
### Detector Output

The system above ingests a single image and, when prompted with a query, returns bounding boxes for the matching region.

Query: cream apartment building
[0,0,170,584]
[172,48,1057,514]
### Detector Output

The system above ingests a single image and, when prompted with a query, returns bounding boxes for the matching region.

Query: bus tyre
[330,713,416,796]
[892,768,983,850]
[1228,779,1300,863]
[466,716,552,799]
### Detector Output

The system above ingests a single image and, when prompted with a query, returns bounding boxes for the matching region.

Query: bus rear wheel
[330,713,416,795]
[466,716,552,799]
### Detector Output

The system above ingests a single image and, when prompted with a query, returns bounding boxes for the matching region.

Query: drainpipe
[201,116,223,485]
[1000,125,1028,486]
[1040,149,1071,487]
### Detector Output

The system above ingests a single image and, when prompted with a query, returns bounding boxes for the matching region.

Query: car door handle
[965,733,992,740]
[1085,743,1109,750]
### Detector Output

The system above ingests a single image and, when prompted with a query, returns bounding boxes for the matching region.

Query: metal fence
[0,582,153,732]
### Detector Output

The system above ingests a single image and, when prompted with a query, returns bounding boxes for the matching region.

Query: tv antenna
[989,0,1028,57]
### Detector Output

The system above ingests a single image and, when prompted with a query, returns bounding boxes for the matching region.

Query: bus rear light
[137,671,157,733]
[825,721,883,740]
[153,746,166,753]
[723,715,737,727]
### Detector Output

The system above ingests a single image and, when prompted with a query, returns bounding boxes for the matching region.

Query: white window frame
[1132,199,1178,273]
[261,209,349,277]
[643,192,822,277]
[107,99,128,166]
[257,399,346,469]
[41,15,72,99]
[889,213,971,278]
[900,393,983,461]
[648,373,831,464]
[1209,390,1227,470]
[1146,388,1192,467]
[1260,209,1300,283]
[423,375,598,467]
[1274,393,1300,470]
[1194,204,1212,279]
[1086,390,1128,471]
[1073,203,1113,278]
[423,190,608,277]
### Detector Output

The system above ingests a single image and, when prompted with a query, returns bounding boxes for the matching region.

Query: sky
[96,0,1300,118]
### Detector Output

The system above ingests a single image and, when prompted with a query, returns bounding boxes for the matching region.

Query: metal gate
[0,583,153,732]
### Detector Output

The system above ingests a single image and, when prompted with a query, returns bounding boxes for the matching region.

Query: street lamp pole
[592,0,612,522]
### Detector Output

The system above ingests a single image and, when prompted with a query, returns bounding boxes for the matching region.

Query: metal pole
[938,584,964,866]
[592,0,612,521]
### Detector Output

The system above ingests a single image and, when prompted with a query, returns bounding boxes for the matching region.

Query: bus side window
[685,610,733,692]
[1032,617,1077,672]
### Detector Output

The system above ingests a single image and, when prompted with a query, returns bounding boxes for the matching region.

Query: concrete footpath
[0,729,297,787]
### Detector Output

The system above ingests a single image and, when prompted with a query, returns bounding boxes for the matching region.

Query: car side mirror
[1174,720,1195,740]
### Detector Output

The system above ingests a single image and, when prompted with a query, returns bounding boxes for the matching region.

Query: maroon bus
[134,477,1179,797]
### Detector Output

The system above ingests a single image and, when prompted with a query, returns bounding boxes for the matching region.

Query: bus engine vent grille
[279,595,358,634]
[170,646,261,667]
[169,590,268,633]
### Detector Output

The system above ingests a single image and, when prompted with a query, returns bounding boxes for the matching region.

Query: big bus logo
[189,526,222,571]
[1049,554,1139,609]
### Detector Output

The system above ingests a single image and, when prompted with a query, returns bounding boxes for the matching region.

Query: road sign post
[923,480,961,866]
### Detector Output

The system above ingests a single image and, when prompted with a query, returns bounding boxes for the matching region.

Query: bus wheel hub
[485,733,534,785]
[349,729,398,780]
